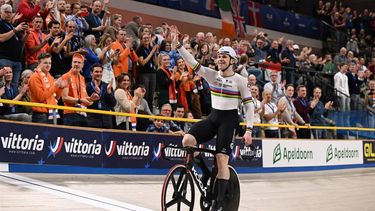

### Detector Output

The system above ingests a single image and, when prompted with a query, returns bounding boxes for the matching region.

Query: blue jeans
[285,69,296,85]
[64,113,88,127]
[0,59,22,84]
[32,112,54,124]
[139,73,156,109]
[252,126,262,138]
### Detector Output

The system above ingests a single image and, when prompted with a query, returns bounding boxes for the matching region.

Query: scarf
[160,67,177,104]
[126,90,137,131]
[67,71,88,116]
[175,70,189,110]
[36,69,60,120]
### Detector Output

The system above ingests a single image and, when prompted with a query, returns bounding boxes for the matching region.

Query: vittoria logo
[48,137,102,158]
[105,140,117,157]
[152,143,164,161]
[1,132,44,151]
[162,144,185,158]
[231,145,241,161]
[48,137,64,157]
[115,141,150,157]
[64,138,101,155]
[231,144,261,161]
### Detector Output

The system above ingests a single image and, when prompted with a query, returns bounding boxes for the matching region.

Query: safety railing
[1,99,374,139]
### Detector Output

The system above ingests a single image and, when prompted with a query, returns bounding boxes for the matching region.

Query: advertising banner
[44,127,103,167]
[0,122,47,163]
[263,139,363,168]
[0,121,262,169]
[363,141,375,163]
[260,6,320,39]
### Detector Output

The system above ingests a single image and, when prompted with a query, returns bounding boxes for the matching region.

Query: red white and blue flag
[230,0,247,37]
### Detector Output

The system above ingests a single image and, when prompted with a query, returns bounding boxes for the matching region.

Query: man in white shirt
[334,63,350,111]
[249,85,261,137]
[261,89,286,138]
[263,71,285,104]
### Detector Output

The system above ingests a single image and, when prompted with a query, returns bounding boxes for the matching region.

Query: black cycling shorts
[188,108,239,155]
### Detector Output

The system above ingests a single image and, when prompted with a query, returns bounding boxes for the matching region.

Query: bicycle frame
[163,146,216,199]
[161,144,254,211]
[189,161,210,198]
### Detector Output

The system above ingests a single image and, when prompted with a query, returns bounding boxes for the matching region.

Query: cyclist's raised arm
[171,28,216,81]
[176,44,216,80]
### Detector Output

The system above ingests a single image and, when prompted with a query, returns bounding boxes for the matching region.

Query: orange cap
[72,53,85,61]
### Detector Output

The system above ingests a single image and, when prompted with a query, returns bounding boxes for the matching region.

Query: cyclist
[171,28,254,211]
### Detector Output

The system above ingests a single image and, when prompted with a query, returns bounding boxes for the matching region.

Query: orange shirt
[176,65,195,92]
[46,13,66,31]
[28,69,62,113]
[25,29,50,66]
[111,41,138,77]
[61,70,89,114]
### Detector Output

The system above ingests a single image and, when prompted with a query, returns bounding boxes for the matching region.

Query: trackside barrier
[0,120,262,170]
[1,99,375,133]
[262,139,363,168]
[1,120,375,174]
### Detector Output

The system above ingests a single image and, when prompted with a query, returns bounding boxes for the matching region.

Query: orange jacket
[111,41,138,77]
[61,70,89,114]
[25,29,50,66]
[28,70,62,113]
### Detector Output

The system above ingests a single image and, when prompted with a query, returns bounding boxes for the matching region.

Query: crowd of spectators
[0,0,374,139]
[316,1,375,54]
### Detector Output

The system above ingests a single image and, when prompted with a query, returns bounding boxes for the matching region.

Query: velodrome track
[1,168,375,210]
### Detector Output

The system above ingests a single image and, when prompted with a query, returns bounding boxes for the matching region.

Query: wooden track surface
[1,168,375,210]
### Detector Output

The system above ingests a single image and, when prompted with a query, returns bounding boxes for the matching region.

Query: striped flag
[230,0,246,37]
[218,0,236,37]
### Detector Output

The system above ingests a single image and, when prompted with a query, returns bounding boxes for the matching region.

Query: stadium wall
[81,0,322,49]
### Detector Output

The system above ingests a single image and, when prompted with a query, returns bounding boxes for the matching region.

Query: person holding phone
[111,29,138,79]
[0,4,29,84]
[66,3,89,42]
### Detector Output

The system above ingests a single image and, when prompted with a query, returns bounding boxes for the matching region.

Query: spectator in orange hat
[61,53,99,126]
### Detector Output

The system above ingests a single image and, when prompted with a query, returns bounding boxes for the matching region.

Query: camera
[56,31,64,37]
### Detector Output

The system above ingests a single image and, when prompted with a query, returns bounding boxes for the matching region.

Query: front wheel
[161,164,195,211]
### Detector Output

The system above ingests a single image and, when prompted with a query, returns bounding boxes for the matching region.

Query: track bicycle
[161,145,256,211]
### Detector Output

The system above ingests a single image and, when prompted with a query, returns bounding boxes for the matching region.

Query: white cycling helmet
[218,46,238,62]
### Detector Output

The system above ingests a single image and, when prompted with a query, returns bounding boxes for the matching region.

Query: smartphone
[78,11,89,18]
